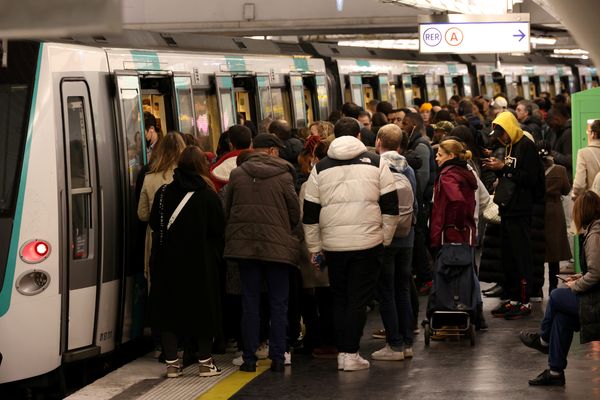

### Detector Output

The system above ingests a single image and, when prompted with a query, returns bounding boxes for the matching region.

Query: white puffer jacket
[302,136,399,252]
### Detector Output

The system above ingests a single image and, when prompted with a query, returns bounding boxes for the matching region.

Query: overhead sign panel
[419,14,530,54]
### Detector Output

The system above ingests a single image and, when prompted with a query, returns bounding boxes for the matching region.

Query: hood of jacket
[240,151,296,180]
[327,136,367,160]
[439,159,478,191]
[173,167,208,191]
[493,111,524,144]
[380,150,410,174]
[586,219,600,237]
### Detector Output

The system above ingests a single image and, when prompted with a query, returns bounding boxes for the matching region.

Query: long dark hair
[178,146,216,192]
[573,190,600,231]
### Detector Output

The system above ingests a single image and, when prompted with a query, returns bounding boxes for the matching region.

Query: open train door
[112,71,147,344]
[348,73,364,109]
[215,73,237,132]
[172,73,197,136]
[256,73,273,121]
[60,80,102,361]
[289,72,307,129]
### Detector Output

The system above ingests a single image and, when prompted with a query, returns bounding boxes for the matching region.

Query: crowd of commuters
[135,89,599,386]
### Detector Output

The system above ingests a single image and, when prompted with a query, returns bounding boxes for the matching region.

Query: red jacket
[210,150,244,192]
[430,160,478,248]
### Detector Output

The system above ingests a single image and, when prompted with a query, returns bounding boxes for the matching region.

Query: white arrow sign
[419,21,530,54]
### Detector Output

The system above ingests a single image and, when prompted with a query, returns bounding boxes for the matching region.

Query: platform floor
[66,283,600,400]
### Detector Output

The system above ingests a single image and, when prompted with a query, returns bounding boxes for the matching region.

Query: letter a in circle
[445,27,464,47]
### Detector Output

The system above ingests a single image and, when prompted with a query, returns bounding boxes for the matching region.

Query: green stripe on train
[131,50,161,70]
[0,44,43,317]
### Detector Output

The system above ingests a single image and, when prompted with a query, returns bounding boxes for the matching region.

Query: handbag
[482,197,501,224]
[493,176,516,208]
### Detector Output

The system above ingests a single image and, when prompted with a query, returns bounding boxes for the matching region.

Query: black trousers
[326,245,383,353]
[501,216,533,303]
[162,331,213,362]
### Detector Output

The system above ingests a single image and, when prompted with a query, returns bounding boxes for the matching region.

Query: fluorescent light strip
[554,48,589,55]
[530,37,557,45]
[338,39,420,50]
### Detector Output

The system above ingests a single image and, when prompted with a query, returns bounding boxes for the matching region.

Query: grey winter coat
[576,219,600,343]
[224,152,300,267]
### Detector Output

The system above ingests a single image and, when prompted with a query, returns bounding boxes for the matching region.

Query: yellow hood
[492,111,524,144]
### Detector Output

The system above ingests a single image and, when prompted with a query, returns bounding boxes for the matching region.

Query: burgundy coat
[430,159,478,248]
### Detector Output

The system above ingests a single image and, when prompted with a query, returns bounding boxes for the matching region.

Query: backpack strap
[167,192,194,230]
[545,164,556,176]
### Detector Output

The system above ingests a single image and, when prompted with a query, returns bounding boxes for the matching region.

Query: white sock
[199,357,211,364]
[540,338,549,346]
[549,370,561,376]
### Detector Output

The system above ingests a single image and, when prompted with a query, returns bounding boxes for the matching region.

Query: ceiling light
[550,54,589,59]
[530,37,557,45]
[338,39,419,50]
[381,0,507,15]
[554,48,589,55]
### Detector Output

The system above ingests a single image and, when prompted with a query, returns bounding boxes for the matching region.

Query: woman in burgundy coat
[430,139,478,249]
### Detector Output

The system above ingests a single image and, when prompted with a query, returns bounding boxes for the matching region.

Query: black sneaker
[270,359,285,372]
[528,369,565,386]
[519,331,549,354]
[504,303,531,320]
[491,301,513,317]
[239,362,257,372]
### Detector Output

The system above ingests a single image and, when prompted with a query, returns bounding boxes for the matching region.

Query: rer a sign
[419,14,530,54]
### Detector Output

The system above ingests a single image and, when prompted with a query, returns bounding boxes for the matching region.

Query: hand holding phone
[556,274,568,283]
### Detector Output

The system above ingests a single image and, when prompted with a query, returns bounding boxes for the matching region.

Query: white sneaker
[256,343,269,360]
[337,352,347,370]
[232,355,243,366]
[403,346,414,358]
[343,352,370,371]
[284,351,291,366]
[371,344,404,361]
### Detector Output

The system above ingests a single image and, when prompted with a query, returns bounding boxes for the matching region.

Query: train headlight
[15,270,51,296]
[19,239,51,264]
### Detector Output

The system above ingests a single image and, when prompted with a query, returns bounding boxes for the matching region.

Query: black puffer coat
[224,152,300,266]
[149,168,224,337]
[577,220,600,343]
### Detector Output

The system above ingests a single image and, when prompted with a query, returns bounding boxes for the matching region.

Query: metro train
[0,30,595,387]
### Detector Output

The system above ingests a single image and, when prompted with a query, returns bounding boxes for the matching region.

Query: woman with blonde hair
[138,131,186,282]
[149,146,224,378]
[430,139,478,248]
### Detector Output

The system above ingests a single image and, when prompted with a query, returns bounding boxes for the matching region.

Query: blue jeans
[540,288,580,372]
[376,246,402,349]
[239,260,289,364]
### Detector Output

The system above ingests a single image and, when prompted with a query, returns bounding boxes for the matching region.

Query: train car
[0,31,329,387]
[306,42,472,110]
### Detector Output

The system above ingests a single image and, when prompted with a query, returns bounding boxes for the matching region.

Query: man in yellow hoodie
[482,112,545,320]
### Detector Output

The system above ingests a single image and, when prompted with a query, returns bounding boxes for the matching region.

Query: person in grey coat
[224,133,300,373]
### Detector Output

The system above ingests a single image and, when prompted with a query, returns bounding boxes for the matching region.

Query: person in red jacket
[210,125,252,192]
[430,139,478,249]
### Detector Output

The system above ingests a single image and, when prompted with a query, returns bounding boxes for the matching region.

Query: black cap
[253,133,286,149]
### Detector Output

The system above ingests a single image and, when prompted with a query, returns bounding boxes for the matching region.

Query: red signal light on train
[20,240,51,264]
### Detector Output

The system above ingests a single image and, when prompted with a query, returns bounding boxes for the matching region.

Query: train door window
[462,74,473,97]
[425,75,438,102]
[349,73,364,108]
[401,75,413,107]
[315,74,329,121]
[271,87,291,122]
[193,90,214,152]
[521,75,531,100]
[173,75,196,135]
[411,75,426,103]
[256,74,273,121]
[378,75,390,103]
[215,74,237,131]
[289,73,307,128]
[539,76,550,94]
[61,80,99,350]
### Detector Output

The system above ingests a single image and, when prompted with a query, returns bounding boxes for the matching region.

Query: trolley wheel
[469,324,476,346]
[424,323,431,347]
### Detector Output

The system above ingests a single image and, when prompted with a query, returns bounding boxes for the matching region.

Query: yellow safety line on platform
[195,360,270,400]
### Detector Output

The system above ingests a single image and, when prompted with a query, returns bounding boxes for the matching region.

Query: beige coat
[573,141,600,199]
[137,166,176,281]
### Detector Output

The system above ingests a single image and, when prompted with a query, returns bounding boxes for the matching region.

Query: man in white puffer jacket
[302,117,399,372]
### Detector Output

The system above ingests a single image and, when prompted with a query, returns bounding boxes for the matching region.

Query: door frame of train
[349,73,364,109]
[59,79,102,360]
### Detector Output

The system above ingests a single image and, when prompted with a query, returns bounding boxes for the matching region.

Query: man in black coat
[483,112,545,320]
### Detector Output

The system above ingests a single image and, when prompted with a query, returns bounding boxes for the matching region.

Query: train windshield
[0,41,38,218]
